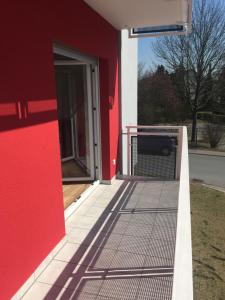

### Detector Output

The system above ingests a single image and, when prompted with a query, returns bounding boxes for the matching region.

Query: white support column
[120,29,138,175]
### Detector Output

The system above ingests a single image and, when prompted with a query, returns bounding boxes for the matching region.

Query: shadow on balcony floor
[22,179,179,300]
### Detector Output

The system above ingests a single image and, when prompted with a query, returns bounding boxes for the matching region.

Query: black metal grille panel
[131,136,176,179]
[136,276,173,300]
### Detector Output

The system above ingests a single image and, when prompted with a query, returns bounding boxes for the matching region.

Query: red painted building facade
[0,1,120,298]
[0,0,192,298]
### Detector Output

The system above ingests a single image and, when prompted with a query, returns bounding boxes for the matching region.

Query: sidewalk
[189,149,225,157]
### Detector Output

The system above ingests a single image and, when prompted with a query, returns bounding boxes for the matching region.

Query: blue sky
[138,37,161,71]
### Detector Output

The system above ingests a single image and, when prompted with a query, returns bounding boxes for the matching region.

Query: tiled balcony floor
[22,179,179,300]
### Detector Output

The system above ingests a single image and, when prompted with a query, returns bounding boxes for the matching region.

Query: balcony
[15,126,192,300]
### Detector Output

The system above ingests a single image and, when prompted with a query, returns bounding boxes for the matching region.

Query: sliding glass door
[55,64,95,181]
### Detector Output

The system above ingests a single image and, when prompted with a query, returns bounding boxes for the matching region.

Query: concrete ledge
[12,236,67,300]
[172,127,193,300]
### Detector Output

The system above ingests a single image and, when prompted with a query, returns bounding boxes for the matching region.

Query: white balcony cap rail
[126,125,183,129]
[172,126,193,300]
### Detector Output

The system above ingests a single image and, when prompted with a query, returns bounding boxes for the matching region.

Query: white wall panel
[121,30,138,175]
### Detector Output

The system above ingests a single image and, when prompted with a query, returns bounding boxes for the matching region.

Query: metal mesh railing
[127,126,180,180]
[131,136,176,179]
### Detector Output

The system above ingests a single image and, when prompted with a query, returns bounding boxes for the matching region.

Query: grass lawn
[191,183,225,300]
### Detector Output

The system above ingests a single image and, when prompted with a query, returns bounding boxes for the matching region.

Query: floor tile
[144,255,173,268]
[136,200,160,209]
[92,198,112,208]
[151,226,176,242]
[37,260,75,288]
[84,206,106,218]
[21,179,179,300]
[147,239,175,261]
[73,292,98,300]
[67,227,96,245]
[89,248,116,270]
[22,282,72,300]
[98,278,140,300]
[74,277,103,295]
[118,235,150,255]
[116,213,131,223]
[136,276,173,300]
[96,295,117,300]
[54,242,88,265]
[109,250,145,269]
[124,223,153,238]
[108,221,129,235]
[129,213,156,225]
[155,213,177,228]
[66,215,98,230]
[99,233,123,250]
[76,205,94,216]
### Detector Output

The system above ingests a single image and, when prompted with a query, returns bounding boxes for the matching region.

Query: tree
[214,67,225,114]
[170,66,192,120]
[153,0,225,142]
[138,62,146,80]
[138,65,180,124]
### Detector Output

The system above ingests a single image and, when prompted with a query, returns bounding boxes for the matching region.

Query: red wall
[0,1,119,299]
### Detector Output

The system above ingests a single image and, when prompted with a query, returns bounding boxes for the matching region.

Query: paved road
[189,154,225,188]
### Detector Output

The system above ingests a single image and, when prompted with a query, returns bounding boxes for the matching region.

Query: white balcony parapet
[172,126,193,300]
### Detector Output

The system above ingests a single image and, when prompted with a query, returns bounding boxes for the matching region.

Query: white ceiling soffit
[84,0,192,37]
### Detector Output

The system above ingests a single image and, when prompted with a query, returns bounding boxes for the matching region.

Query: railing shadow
[43,180,178,299]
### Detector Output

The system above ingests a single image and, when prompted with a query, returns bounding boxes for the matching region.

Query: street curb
[202,183,225,193]
[189,150,225,157]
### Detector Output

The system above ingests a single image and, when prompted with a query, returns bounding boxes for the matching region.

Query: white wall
[120,29,138,175]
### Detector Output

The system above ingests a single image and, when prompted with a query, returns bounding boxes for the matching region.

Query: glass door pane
[55,64,95,181]
[55,69,74,161]
[59,119,73,159]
